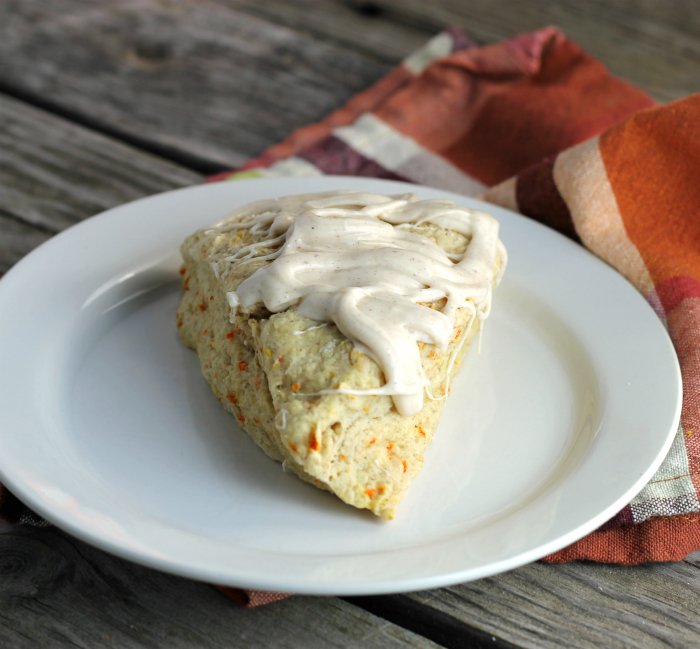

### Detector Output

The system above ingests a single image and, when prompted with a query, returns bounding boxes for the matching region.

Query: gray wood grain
[0,93,202,233]
[0,0,389,169]
[224,0,700,103]
[395,555,700,648]
[0,522,440,649]
[346,0,700,103]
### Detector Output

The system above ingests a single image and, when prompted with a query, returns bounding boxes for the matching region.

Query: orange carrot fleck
[291,383,300,391]
[455,328,462,340]
[369,438,376,445]
[254,375,261,388]
[182,277,190,291]
[227,394,237,404]
[226,331,235,339]
[309,432,319,451]
[329,371,335,377]
[237,415,245,422]
[418,426,426,438]
[253,418,260,424]
[429,350,436,358]
[201,329,208,335]
[278,356,284,363]
[339,454,346,460]
[402,460,407,473]
[198,301,207,312]
[176,320,183,328]
[365,489,376,498]
[237,326,243,334]
[178,267,186,276]
[290,444,297,453]
[238,361,247,371]
[387,443,394,451]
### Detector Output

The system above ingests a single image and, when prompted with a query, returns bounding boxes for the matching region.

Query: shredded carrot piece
[201,329,208,336]
[309,432,319,451]
[387,443,394,451]
[238,361,248,371]
[254,375,261,388]
[226,331,235,339]
[365,489,376,498]
[237,415,245,422]
[454,328,462,340]
[369,438,376,445]
[291,383,300,391]
[227,394,237,404]
[178,267,186,276]
[339,454,346,460]
[278,356,284,363]
[418,426,426,438]
[290,444,297,453]
[253,418,260,424]
[402,460,407,473]
[198,301,207,312]
[429,350,436,358]
[176,320,183,329]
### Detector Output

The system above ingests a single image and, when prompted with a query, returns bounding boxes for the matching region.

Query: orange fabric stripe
[599,96,700,286]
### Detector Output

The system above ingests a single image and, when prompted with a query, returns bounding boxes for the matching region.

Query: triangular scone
[177,191,506,519]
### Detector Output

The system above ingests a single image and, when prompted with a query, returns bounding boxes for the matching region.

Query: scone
[177,190,506,519]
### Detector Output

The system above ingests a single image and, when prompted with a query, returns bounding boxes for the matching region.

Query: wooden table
[1,2,699,647]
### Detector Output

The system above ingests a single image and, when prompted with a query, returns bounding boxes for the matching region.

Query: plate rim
[0,176,683,595]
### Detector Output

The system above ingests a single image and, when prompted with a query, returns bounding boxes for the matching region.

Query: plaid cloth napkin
[3,26,698,607]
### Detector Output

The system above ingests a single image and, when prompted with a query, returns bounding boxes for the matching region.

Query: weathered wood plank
[0,0,389,169]
[352,553,700,649]
[341,0,700,103]
[217,0,430,63]
[221,0,700,103]
[0,92,202,233]
[0,522,441,649]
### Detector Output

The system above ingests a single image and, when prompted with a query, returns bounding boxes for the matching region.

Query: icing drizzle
[206,191,506,416]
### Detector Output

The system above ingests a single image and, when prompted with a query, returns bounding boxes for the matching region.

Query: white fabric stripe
[333,114,486,196]
[403,32,454,75]
[630,422,700,522]
[396,154,487,197]
[334,114,423,169]
[553,137,655,297]
[263,156,322,177]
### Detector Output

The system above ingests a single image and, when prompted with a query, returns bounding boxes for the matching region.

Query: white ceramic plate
[0,177,681,595]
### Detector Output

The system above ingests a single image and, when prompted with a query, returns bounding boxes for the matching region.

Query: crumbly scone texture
[177,204,503,520]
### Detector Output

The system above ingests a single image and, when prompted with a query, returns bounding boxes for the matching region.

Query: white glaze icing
[208,191,506,416]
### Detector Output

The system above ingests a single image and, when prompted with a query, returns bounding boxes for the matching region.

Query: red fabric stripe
[542,516,700,564]
[374,28,654,185]
[654,276,700,315]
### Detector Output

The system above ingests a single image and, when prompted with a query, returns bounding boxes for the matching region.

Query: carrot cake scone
[177,191,506,519]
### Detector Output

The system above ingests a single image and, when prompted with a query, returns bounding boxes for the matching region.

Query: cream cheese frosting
[204,190,506,416]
